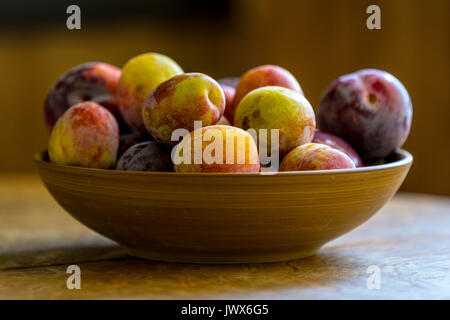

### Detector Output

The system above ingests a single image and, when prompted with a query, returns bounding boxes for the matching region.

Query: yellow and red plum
[142,73,225,145]
[313,130,362,167]
[48,102,119,169]
[230,65,303,121]
[116,141,172,172]
[280,143,355,171]
[117,53,183,133]
[44,62,122,132]
[234,86,315,158]
[317,69,412,161]
[173,125,260,173]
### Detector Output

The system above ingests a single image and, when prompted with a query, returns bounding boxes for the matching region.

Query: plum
[234,86,315,158]
[313,130,362,167]
[230,65,303,121]
[173,125,260,173]
[44,62,123,132]
[220,84,236,123]
[48,102,119,169]
[142,73,225,145]
[317,69,412,161]
[280,143,355,171]
[116,141,173,172]
[118,131,154,157]
[217,77,240,88]
[216,115,231,126]
[118,53,183,133]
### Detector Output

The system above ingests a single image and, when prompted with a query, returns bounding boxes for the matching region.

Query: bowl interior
[35,148,412,176]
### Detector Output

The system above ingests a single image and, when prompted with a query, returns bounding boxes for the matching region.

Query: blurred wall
[0,0,448,195]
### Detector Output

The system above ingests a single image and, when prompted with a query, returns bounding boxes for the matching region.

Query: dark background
[0,0,448,195]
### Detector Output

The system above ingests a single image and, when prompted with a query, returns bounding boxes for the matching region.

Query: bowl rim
[34,149,413,177]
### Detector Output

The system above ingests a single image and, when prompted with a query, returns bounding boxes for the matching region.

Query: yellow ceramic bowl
[35,149,412,263]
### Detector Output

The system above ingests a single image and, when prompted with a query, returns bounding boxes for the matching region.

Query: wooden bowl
[34,150,412,264]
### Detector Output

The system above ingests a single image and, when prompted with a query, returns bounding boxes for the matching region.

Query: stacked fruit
[44,52,412,173]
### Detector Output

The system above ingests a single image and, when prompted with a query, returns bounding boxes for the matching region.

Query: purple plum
[317,69,412,161]
[118,132,153,157]
[44,62,125,132]
[116,141,173,172]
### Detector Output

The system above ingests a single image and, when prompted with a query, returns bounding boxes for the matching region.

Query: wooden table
[1,174,449,299]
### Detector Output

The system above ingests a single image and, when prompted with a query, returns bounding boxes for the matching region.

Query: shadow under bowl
[34,150,412,264]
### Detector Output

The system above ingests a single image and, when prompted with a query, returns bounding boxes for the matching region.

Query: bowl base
[122,246,320,264]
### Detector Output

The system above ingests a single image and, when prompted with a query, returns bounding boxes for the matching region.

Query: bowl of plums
[35,52,413,263]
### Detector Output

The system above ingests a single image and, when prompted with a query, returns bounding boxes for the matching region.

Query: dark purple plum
[217,77,240,88]
[118,131,153,157]
[317,69,412,161]
[44,62,125,132]
[116,141,173,172]
[313,130,362,167]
